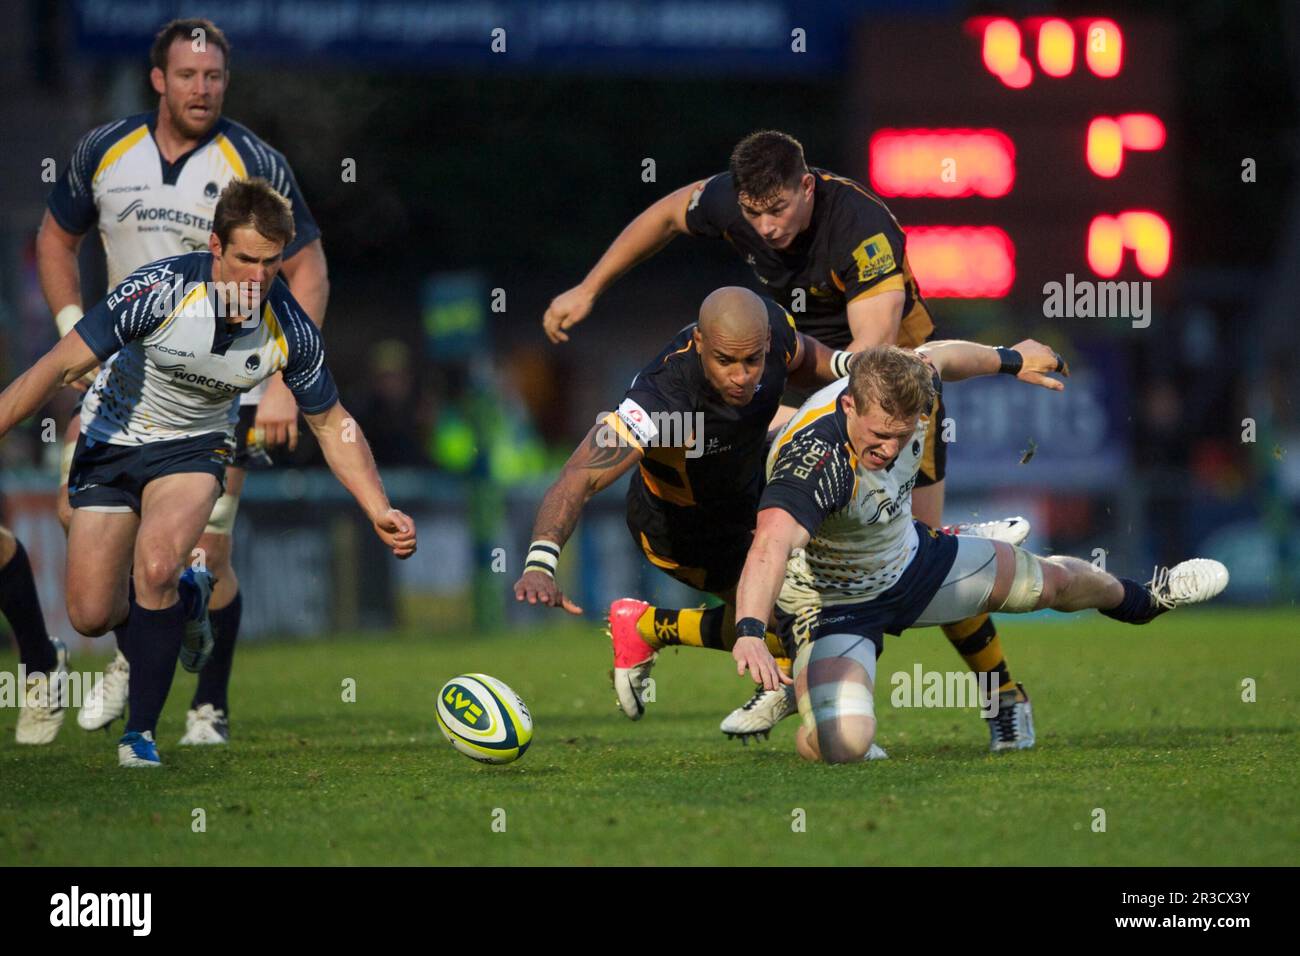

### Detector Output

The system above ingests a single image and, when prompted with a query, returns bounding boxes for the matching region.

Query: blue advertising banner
[69,0,953,75]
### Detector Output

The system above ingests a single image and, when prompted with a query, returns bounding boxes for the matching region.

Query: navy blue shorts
[775,521,959,657]
[70,400,269,471]
[68,432,232,514]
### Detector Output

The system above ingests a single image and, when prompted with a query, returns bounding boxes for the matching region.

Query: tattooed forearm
[531,480,589,547]
[528,420,643,548]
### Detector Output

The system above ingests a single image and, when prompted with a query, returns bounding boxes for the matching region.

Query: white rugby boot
[986,682,1035,752]
[721,683,797,742]
[607,598,656,720]
[78,650,129,730]
[940,516,1031,547]
[179,703,230,745]
[117,730,161,768]
[1148,559,1230,611]
[15,637,68,745]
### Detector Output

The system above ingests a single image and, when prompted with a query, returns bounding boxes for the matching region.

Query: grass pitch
[1,608,1296,866]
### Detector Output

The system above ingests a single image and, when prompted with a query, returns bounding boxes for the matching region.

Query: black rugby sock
[0,540,55,672]
[123,599,185,735]
[114,577,136,660]
[193,591,241,713]
[1100,578,1163,625]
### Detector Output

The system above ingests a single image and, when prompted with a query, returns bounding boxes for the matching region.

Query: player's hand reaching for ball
[1010,339,1070,391]
[513,570,583,615]
[543,284,596,344]
[733,635,792,690]
[373,509,417,559]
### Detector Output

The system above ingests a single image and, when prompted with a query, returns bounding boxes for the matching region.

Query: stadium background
[0,0,1295,642]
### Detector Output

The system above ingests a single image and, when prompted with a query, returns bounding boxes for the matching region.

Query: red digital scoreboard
[850,15,1178,301]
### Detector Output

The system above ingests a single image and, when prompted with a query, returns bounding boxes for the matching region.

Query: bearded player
[36,18,329,745]
[543,130,1033,749]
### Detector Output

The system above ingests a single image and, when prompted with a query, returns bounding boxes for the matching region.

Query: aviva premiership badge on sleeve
[852,233,896,283]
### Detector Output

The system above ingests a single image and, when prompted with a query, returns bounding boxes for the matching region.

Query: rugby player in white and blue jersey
[2,179,415,767]
[36,18,330,745]
[729,343,1228,764]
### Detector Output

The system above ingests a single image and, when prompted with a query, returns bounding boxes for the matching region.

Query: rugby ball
[436,674,533,764]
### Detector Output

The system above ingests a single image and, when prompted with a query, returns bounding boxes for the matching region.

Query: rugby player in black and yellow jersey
[543,130,1033,751]
[515,287,856,720]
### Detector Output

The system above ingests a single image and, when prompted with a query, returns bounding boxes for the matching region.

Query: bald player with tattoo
[515,288,860,717]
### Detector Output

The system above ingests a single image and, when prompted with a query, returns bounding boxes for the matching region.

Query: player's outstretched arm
[0,332,99,438]
[304,402,416,559]
[917,338,1069,390]
[513,418,645,613]
[732,507,808,690]
[543,180,703,344]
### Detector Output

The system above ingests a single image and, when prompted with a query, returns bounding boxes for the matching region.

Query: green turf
[1,608,1296,865]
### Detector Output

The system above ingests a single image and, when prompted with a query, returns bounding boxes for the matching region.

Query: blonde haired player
[730,343,1229,763]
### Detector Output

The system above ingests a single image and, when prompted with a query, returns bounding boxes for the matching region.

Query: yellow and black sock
[636,604,791,672]
[942,614,1013,693]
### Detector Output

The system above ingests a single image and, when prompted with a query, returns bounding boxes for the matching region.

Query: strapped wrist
[830,350,854,379]
[525,540,561,578]
[995,346,1023,375]
[55,305,84,338]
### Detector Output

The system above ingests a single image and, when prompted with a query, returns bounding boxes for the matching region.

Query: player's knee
[818,715,876,764]
[805,669,876,764]
[197,533,234,579]
[68,597,115,637]
[0,526,16,566]
[995,546,1048,613]
[135,551,182,597]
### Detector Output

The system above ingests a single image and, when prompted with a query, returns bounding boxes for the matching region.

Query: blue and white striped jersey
[761,376,936,609]
[73,252,337,446]
[47,111,320,407]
